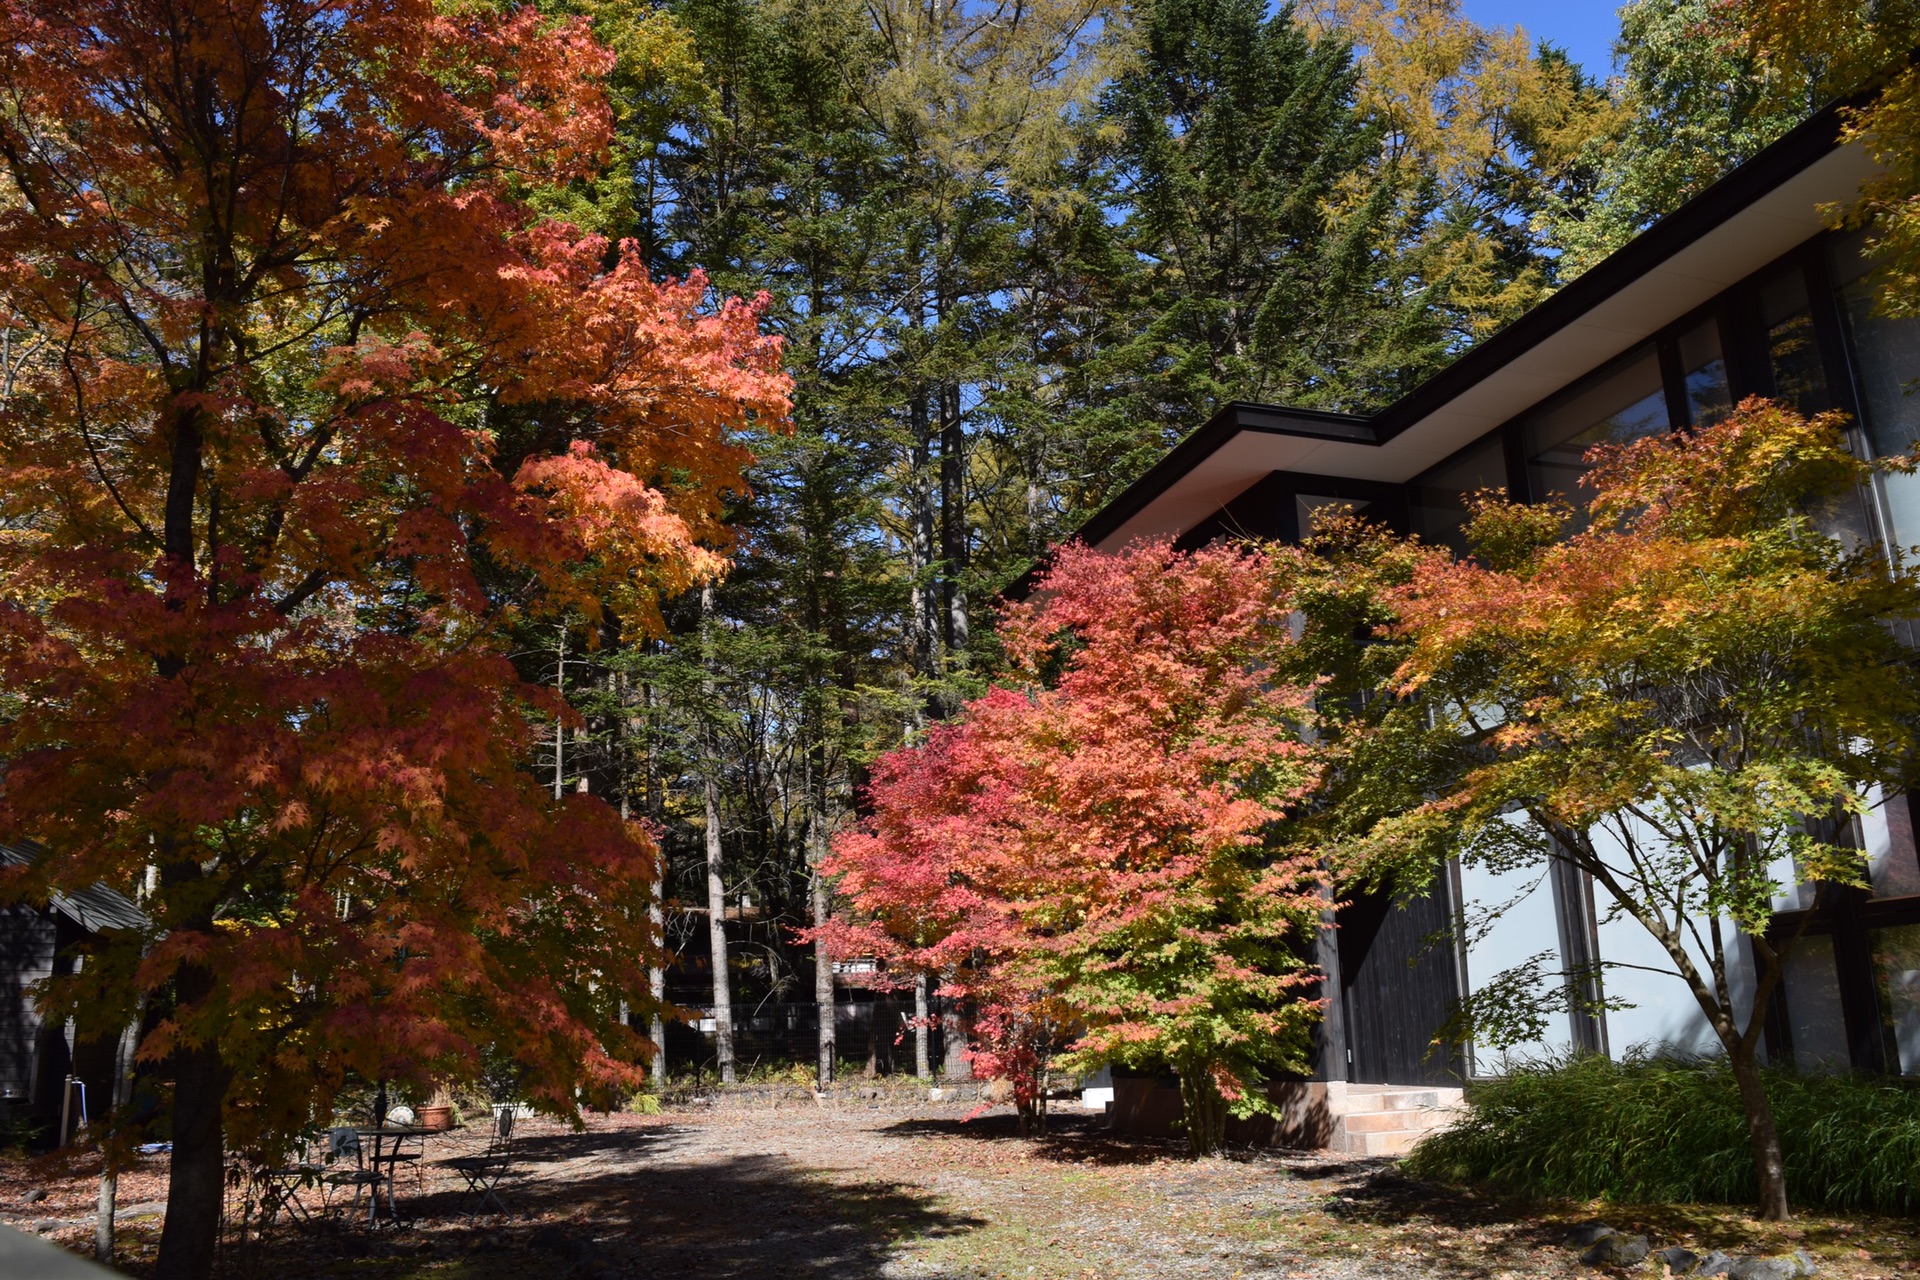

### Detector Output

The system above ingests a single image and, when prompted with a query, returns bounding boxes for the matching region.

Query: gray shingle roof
[0,840,148,933]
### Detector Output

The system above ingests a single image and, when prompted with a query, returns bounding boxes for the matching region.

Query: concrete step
[1358,1089,1459,1111]
[1326,1084,1467,1156]
[1338,1108,1457,1134]
[1333,1127,1431,1157]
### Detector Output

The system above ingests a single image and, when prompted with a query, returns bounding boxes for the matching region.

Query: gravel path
[7,1098,1914,1279]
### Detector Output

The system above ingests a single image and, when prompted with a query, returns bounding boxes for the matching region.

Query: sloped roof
[0,840,149,933]
[1015,95,1873,579]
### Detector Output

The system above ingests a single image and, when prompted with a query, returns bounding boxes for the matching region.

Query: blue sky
[1460,1,1624,78]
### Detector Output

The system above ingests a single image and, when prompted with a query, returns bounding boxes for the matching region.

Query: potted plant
[418,1087,456,1131]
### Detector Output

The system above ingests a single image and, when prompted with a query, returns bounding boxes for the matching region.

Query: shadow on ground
[876,1110,1187,1167]
[1305,1163,1575,1272]
[176,1122,985,1280]
[1312,1164,1920,1276]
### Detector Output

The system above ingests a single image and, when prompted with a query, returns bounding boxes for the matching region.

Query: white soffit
[1094,141,1877,552]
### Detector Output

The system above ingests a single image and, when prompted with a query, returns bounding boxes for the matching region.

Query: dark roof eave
[1016,96,1863,594]
[1076,401,1378,551]
[1001,401,1375,599]
[1367,96,1853,441]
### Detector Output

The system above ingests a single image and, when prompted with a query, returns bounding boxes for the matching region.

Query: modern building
[1053,98,1920,1099]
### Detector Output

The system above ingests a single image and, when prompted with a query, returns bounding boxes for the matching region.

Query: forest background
[535,0,1817,1084]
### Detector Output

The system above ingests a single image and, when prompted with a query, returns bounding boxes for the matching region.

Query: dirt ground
[5,1098,1919,1279]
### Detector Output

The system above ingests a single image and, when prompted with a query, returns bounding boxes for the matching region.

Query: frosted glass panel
[1834,238,1920,554]
[1871,924,1920,1076]
[1458,854,1575,1076]
[1861,788,1920,900]
[1295,494,1366,540]
[1589,817,1754,1056]
[1782,935,1849,1071]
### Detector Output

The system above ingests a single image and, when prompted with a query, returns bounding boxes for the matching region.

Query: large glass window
[1409,434,1506,552]
[1834,238,1920,554]
[1781,935,1850,1071]
[1763,268,1831,414]
[1588,816,1756,1058]
[1678,319,1733,427]
[1871,923,1920,1075]
[1457,847,1577,1076]
[1295,494,1369,540]
[1861,789,1920,900]
[1524,347,1670,510]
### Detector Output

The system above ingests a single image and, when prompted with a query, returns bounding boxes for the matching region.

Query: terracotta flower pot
[418,1105,455,1131]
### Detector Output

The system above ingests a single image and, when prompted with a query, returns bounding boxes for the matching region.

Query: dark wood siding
[1337,882,1465,1086]
[0,905,56,1104]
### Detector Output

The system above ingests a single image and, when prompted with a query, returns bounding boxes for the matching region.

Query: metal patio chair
[257,1138,323,1227]
[436,1105,517,1219]
[318,1127,386,1224]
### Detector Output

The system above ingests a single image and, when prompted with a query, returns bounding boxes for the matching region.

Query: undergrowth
[1404,1053,1920,1213]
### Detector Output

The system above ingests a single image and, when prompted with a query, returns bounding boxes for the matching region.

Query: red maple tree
[826,542,1327,1151]
[0,2,788,1273]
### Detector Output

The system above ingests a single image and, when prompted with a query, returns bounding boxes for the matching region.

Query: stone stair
[1326,1083,1466,1157]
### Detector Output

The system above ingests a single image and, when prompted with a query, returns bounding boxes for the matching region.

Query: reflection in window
[1409,435,1506,553]
[1762,268,1830,414]
[1295,494,1367,540]
[1458,852,1576,1075]
[1862,790,1920,900]
[1523,347,1670,510]
[1871,924,1920,1076]
[1678,320,1733,427]
[1781,934,1850,1071]
[1835,237,1920,554]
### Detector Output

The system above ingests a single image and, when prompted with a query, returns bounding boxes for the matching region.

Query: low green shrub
[1404,1052,1920,1213]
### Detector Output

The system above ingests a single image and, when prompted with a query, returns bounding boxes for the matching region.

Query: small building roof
[0,840,149,933]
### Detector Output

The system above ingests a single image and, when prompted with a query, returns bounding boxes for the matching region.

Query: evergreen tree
[1540,0,1808,277]
[1094,0,1414,415]
[530,0,1618,1089]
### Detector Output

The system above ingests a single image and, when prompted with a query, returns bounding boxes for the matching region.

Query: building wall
[1194,227,1920,1084]
[1395,228,1920,1077]
[0,905,55,1107]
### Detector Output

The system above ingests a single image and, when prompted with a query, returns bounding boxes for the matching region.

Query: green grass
[1404,1053,1920,1213]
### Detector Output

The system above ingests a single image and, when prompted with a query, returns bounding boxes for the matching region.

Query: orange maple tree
[0,2,787,1273]
[1347,400,1920,1219]
[825,542,1327,1152]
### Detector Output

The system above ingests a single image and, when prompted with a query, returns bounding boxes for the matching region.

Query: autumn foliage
[826,542,1327,1151]
[0,2,787,1274]
[1343,398,1920,1219]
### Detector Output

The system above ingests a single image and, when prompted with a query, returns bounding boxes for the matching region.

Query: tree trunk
[649,858,669,1091]
[941,998,967,1079]
[1177,1061,1226,1157]
[636,667,669,1091]
[1728,1042,1791,1219]
[937,381,968,662]
[811,862,836,1087]
[552,628,566,799]
[907,386,938,680]
[96,1016,140,1263]
[699,585,735,1086]
[96,1167,116,1263]
[704,774,735,1086]
[154,1015,229,1280]
[913,972,931,1081]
